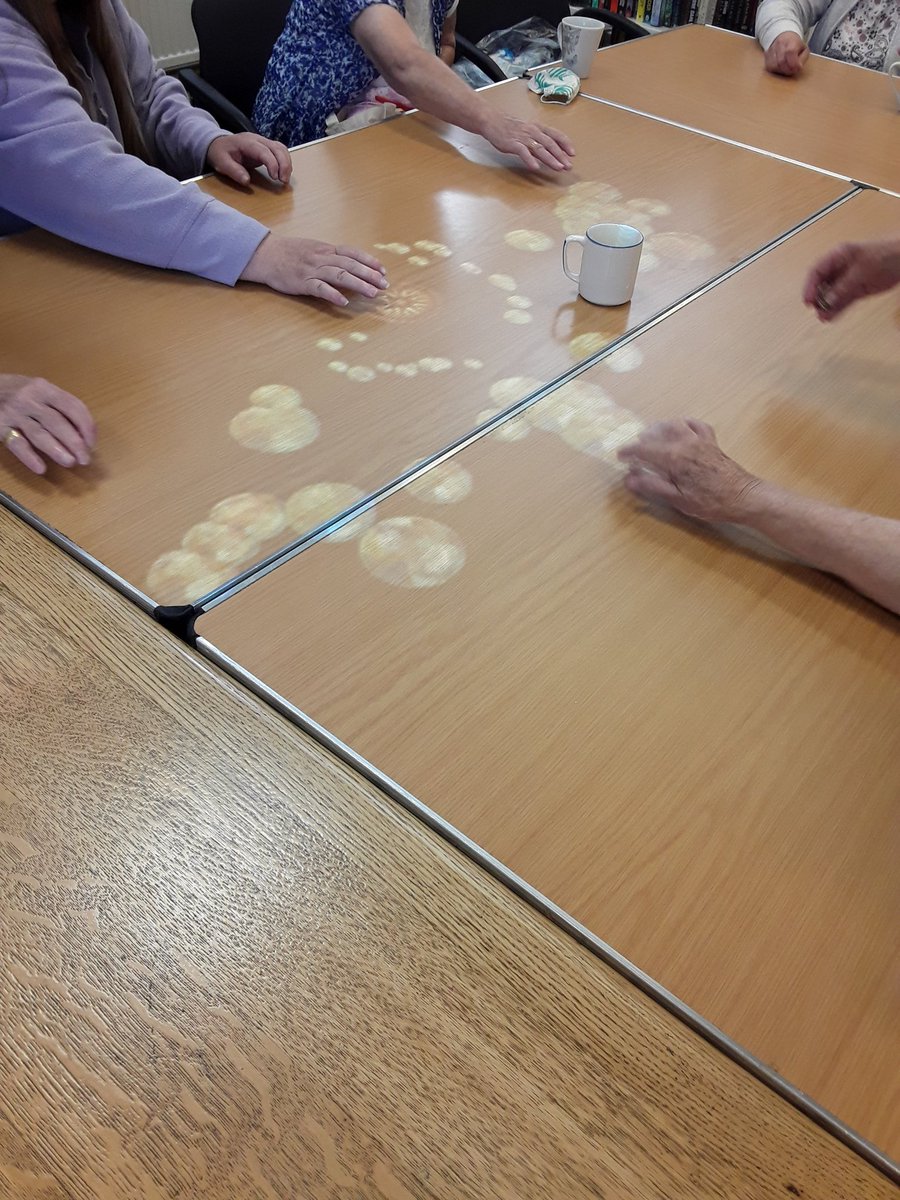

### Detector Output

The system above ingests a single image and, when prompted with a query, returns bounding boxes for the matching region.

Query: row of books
[594,0,761,35]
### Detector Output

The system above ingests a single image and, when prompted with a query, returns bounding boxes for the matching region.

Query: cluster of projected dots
[146,460,473,604]
[475,374,646,463]
[147,184,709,603]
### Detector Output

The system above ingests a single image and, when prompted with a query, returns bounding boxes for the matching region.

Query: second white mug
[557,16,606,79]
[562,223,643,306]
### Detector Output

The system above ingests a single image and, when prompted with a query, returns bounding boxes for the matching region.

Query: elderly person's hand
[0,375,96,475]
[618,419,761,522]
[764,32,809,76]
[240,235,388,306]
[207,133,294,186]
[803,237,900,321]
[479,113,575,173]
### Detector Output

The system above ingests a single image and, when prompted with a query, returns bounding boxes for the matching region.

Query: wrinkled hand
[480,113,575,172]
[206,132,293,186]
[802,238,900,322]
[240,234,388,306]
[618,419,761,523]
[0,375,96,475]
[764,32,809,76]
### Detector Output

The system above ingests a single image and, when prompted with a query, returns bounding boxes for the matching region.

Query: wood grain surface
[2,510,896,1198]
[199,188,900,1159]
[585,26,900,193]
[0,81,846,606]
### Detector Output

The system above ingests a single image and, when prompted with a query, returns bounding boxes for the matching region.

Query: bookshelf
[578,0,760,35]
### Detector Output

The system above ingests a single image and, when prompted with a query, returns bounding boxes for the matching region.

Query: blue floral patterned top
[254,0,454,146]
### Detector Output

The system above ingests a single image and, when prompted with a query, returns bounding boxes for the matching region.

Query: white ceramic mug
[562,223,643,306]
[557,15,606,79]
[890,61,900,112]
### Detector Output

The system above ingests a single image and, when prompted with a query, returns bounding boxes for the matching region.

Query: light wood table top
[0,81,848,608]
[585,26,900,193]
[199,188,900,1160]
[3,512,895,1199]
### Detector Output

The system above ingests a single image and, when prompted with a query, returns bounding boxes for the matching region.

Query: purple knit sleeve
[107,0,227,179]
[0,8,268,285]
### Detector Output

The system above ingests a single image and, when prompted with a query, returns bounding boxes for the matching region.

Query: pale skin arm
[351,5,575,172]
[619,419,900,616]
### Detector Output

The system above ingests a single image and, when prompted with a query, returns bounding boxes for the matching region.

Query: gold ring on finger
[2,427,22,448]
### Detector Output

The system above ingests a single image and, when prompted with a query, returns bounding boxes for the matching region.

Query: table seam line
[577,92,891,191]
[191,185,861,619]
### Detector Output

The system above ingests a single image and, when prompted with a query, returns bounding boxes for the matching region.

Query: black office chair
[179,0,513,134]
[455,0,646,58]
[179,0,293,133]
[573,5,648,44]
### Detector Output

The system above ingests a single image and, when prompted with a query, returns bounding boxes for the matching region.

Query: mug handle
[890,61,900,78]
[562,235,585,283]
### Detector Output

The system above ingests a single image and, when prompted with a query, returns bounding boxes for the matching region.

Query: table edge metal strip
[0,490,155,616]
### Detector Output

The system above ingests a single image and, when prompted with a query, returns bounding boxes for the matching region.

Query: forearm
[0,128,265,283]
[370,42,491,137]
[0,16,265,284]
[754,0,825,48]
[738,481,900,614]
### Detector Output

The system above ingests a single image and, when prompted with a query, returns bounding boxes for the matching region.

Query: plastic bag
[476,18,561,78]
[452,58,497,89]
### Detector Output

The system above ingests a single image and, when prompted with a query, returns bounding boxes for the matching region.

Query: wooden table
[4,510,896,1198]
[0,81,849,608]
[584,25,900,193]
[198,187,900,1160]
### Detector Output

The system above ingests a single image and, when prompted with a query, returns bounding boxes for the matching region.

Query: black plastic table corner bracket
[153,604,199,645]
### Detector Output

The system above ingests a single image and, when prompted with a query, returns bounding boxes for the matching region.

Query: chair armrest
[454,34,508,83]
[177,68,256,134]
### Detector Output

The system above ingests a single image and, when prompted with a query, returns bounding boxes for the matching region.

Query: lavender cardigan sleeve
[107,0,224,180]
[0,4,268,285]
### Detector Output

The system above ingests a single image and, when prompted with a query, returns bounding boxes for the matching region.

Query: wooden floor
[198,188,900,1157]
[3,509,894,1199]
[585,25,900,193]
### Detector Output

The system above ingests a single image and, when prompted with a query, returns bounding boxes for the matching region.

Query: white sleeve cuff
[757,16,805,50]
